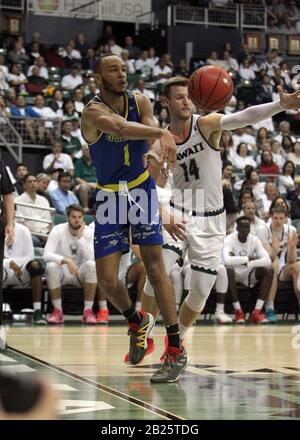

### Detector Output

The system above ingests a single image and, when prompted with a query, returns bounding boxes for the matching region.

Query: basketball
[187,65,234,112]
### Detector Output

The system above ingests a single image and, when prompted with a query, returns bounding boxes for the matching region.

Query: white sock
[84,300,93,311]
[266,300,274,310]
[255,299,264,311]
[52,299,62,310]
[233,301,241,311]
[33,302,41,311]
[216,302,224,313]
[179,321,189,338]
[148,320,155,338]
[99,300,107,310]
[135,301,142,311]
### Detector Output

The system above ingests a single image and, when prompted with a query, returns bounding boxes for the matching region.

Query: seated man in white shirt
[15,173,52,247]
[3,222,46,324]
[61,64,83,91]
[256,205,300,323]
[43,140,74,175]
[44,204,97,324]
[32,94,59,144]
[223,216,273,324]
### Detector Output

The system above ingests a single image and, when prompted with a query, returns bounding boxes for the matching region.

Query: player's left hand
[288,230,298,248]
[277,85,300,110]
[143,149,169,178]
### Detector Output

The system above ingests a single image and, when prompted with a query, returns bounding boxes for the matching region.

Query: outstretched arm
[201,86,300,136]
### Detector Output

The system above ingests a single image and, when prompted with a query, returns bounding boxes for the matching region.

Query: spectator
[7,40,29,65]
[146,47,159,70]
[279,17,297,34]
[241,200,265,235]
[62,99,80,120]
[220,50,239,73]
[59,120,82,157]
[259,150,280,175]
[82,48,96,71]
[44,204,97,324]
[256,127,270,149]
[237,188,255,213]
[97,25,114,46]
[61,64,83,91]
[286,181,300,220]
[15,173,52,246]
[27,56,49,80]
[0,95,10,120]
[232,142,257,170]
[107,37,123,56]
[0,54,9,92]
[44,44,65,68]
[61,40,81,60]
[256,74,273,104]
[124,35,140,59]
[262,182,278,217]
[62,44,78,69]
[153,56,172,85]
[43,141,74,175]
[158,108,170,129]
[14,163,28,195]
[135,50,152,77]
[133,78,155,102]
[278,160,296,195]
[36,173,53,207]
[48,89,64,117]
[219,130,235,162]
[32,94,58,144]
[174,59,190,78]
[239,59,256,81]
[47,167,62,192]
[10,95,40,143]
[271,139,285,170]
[74,144,96,212]
[281,135,294,155]
[83,81,98,105]
[75,33,89,57]
[206,50,220,67]
[7,64,27,94]
[26,66,48,95]
[28,41,41,64]
[260,52,278,77]
[3,222,46,324]
[49,171,79,215]
[267,16,281,33]
[121,50,135,74]
[73,88,84,115]
[287,141,300,167]
[274,120,296,144]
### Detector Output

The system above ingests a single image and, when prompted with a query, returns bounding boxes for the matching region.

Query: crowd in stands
[0,7,300,325]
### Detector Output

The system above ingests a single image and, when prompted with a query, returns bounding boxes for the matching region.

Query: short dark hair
[23,173,37,183]
[66,204,84,216]
[58,171,72,182]
[15,162,27,171]
[93,53,120,73]
[270,205,287,216]
[236,216,251,226]
[163,76,188,98]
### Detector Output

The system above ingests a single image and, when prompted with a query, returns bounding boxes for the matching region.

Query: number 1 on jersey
[123,143,131,166]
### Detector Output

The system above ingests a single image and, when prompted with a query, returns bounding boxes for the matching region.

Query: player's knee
[26,260,43,278]
[46,262,60,274]
[145,263,165,286]
[185,291,205,313]
[99,276,118,292]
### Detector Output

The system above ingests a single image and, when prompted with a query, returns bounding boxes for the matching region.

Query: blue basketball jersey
[82,91,148,188]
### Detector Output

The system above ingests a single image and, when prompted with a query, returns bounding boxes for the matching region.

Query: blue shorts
[94,176,163,258]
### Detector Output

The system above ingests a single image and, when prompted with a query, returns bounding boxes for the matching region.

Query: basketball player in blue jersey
[140,76,300,362]
[81,54,188,383]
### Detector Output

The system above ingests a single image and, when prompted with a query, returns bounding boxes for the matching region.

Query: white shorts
[46,260,97,290]
[3,267,31,288]
[234,267,257,288]
[162,207,226,274]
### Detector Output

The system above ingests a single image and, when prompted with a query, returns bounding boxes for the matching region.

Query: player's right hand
[163,213,187,241]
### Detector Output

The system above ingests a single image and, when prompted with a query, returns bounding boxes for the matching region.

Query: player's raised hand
[288,230,298,248]
[277,85,300,110]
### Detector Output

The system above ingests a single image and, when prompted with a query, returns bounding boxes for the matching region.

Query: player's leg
[25,260,46,325]
[227,267,246,324]
[77,260,98,324]
[215,264,232,324]
[96,285,109,324]
[170,262,184,311]
[265,259,279,323]
[250,267,273,324]
[126,261,146,311]
[280,262,300,310]
[45,262,65,324]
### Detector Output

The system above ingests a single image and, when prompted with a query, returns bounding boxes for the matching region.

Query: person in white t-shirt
[44,204,97,324]
[223,216,272,324]
[43,141,74,175]
[61,65,83,91]
[32,94,58,143]
[15,173,52,247]
[3,222,46,324]
[152,56,172,85]
[256,205,300,323]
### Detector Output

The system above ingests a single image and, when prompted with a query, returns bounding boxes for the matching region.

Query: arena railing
[1,116,62,152]
[0,0,25,12]
[14,201,56,239]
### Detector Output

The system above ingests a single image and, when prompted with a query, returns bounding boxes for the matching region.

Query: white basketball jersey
[171,114,223,213]
[256,223,296,267]
[224,232,265,261]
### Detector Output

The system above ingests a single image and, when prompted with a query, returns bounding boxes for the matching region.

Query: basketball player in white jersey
[256,205,300,323]
[142,76,300,339]
[223,216,272,324]
[44,204,98,324]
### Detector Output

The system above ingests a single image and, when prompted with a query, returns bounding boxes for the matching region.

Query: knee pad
[26,260,43,277]
[185,268,216,313]
[215,264,228,294]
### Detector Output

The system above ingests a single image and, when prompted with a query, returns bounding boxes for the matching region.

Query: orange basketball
[187,65,234,112]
